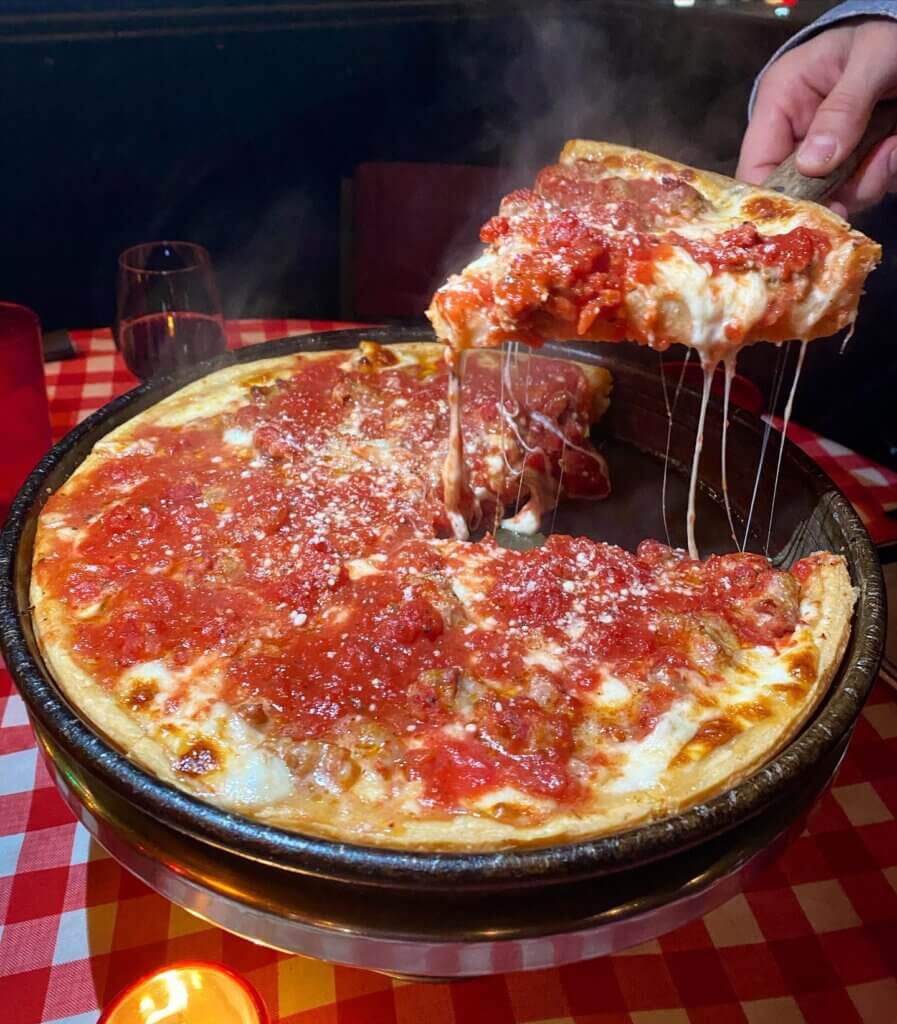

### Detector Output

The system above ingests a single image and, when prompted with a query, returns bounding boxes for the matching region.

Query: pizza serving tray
[0,327,885,976]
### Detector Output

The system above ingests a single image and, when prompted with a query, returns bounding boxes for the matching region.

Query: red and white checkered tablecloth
[2,321,896,1024]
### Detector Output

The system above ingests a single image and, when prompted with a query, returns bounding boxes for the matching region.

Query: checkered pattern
[44,321,361,444]
[768,418,897,551]
[2,322,895,1024]
[2,666,895,1024]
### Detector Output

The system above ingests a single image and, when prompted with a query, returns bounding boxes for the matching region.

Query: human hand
[737,18,897,217]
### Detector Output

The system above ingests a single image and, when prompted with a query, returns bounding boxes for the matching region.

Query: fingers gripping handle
[762,101,897,202]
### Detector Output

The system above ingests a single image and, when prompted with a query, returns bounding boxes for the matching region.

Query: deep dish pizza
[427,140,880,361]
[31,341,854,850]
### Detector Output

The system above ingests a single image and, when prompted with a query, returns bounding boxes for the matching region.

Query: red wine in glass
[118,311,227,380]
[115,241,226,380]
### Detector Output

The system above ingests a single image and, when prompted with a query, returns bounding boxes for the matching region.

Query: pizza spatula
[763,100,897,201]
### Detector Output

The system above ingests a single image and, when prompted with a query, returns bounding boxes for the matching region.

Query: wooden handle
[762,101,897,202]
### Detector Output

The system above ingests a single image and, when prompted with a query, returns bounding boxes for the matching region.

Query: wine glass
[115,241,227,380]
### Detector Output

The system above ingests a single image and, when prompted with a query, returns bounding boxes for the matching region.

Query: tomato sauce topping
[445,159,831,347]
[667,223,830,279]
[40,344,807,813]
[536,165,708,231]
[477,536,800,688]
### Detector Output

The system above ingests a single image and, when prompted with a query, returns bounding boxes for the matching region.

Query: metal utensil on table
[763,100,897,202]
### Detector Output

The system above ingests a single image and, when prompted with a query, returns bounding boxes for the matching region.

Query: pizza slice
[427,140,880,363]
[452,347,610,534]
[325,342,612,534]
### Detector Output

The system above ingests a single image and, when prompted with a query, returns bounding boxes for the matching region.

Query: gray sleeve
[749,1,897,115]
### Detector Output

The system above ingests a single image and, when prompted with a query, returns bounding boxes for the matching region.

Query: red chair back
[349,162,505,321]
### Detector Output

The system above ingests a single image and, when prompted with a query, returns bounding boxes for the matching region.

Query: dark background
[3,0,894,466]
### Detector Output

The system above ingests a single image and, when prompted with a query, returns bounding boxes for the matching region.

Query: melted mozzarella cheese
[500,505,542,535]
[470,785,553,816]
[608,702,701,793]
[118,658,222,722]
[645,250,769,355]
[206,706,293,808]
[789,242,856,336]
[450,575,482,607]
[352,770,389,804]
[346,557,384,580]
[595,675,630,708]
[484,451,505,478]
[223,426,254,447]
[72,597,106,620]
[215,747,294,808]
[716,635,811,707]
[119,661,294,809]
[565,616,587,641]
[119,659,176,695]
[524,648,564,674]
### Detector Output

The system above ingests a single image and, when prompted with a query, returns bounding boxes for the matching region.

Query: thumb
[796,27,895,176]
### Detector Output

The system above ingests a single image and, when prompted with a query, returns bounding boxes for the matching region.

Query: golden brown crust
[31,585,186,788]
[647,555,855,811]
[560,140,862,232]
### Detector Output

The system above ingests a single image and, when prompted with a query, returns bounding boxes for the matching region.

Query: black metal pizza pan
[31,712,848,974]
[0,327,885,910]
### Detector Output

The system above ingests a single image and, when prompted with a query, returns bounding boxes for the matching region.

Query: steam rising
[490,3,754,168]
[431,2,758,295]
[211,191,324,320]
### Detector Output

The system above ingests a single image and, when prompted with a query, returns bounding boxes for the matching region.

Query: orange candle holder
[98,960,269,1024]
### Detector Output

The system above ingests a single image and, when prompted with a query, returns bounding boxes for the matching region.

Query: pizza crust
[642,554,855,814]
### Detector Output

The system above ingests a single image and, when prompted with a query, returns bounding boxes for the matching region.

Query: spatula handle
[762,101,897,202]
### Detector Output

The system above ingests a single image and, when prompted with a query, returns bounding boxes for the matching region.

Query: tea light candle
[98,961,268,1024]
